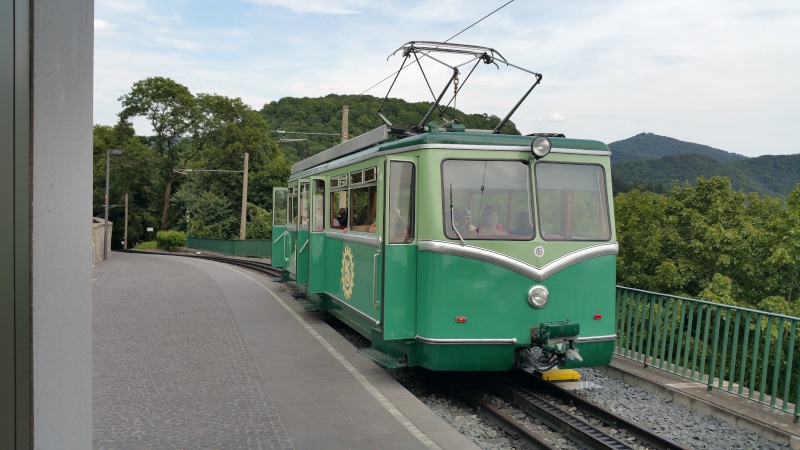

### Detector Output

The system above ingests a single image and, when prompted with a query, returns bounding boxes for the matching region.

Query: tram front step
[292,298,319,312]
[358,347,408,369]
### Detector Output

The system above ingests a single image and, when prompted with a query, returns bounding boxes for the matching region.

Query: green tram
[271,41,617,372]
[271,124,618,371]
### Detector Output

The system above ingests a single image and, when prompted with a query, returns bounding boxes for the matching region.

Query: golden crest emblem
[341,245,355,300]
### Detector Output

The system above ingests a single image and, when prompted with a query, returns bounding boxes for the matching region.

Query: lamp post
[239,153,249,240]
[104,148,123,260]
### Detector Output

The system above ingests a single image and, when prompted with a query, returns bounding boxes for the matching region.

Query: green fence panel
[233,239,272,258]
[187,237,272,259]
[615,286,800,422]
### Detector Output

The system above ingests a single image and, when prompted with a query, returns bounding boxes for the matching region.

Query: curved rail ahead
[121,249,283,278]
[433,370,688,450]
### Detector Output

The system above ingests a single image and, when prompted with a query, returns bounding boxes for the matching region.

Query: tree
[615,176,800,314]
[118,77,199,230]
[245,203,272,239]
[168,94,289,237]
[171,189,237,239]
[92,122,161,247]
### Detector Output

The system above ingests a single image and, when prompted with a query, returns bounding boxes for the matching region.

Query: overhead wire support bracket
[417,68,459,132]
[378,41,543,136]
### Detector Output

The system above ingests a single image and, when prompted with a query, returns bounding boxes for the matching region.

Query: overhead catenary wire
[358,0,516,96]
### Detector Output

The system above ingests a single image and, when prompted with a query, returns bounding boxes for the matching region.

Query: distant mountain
[258,97,798,198]
[609,133,747,164]
[610,134,800,198]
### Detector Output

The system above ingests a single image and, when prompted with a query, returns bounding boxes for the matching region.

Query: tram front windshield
[442,159,534,240]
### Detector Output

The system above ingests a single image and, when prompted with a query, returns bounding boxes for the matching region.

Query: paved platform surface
[600,355,800,449]
[93,252,478,450]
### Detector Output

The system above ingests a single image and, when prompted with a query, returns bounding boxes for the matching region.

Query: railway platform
[92,252,478,449]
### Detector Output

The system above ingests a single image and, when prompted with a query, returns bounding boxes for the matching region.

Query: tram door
[294,182,310,285]
[381,159,418,340]
[286,184,299,280]
[307,178,327,293]
[271,187,289,268]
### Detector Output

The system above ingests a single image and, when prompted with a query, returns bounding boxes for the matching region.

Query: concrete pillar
[1,0,94,448]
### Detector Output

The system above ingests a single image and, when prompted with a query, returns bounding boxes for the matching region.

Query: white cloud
[246,0,372,15]
[93,0,800,156]
[538,113,565,123]
[94,19,116,33]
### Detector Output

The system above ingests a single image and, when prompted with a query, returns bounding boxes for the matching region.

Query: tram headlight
[527,285,549,308]
[530,137,551,159]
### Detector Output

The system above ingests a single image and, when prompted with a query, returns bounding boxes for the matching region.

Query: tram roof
[288,125,609,181]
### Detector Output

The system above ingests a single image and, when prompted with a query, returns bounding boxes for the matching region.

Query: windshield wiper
[449,184,466,246]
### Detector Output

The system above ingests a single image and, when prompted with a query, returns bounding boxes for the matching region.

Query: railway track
[186,252,282,278]
[122,249,283,278]
[434,370,689,450]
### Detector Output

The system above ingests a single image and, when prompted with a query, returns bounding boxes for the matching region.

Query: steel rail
[494,375,632,449]
[429,373,558,450]
[121,249,283,278]
[501,370,690,450]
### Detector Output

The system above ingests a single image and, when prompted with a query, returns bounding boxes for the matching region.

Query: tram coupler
[532,320,581,361]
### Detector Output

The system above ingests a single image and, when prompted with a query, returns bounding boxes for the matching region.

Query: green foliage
[156,230,186,252]
[134,241,157,250]
[118,77,200,229]
[172,189,238,239]
[615,177,800,315]
[259,94,520,164]
[245,203,272,239]
[100,76,290,242]
[92,122,161,248]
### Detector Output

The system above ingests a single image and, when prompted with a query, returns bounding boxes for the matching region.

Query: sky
[94,0,800,157]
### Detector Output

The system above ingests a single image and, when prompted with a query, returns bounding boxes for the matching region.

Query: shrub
[156,230,186,252]
[134,240,157,250]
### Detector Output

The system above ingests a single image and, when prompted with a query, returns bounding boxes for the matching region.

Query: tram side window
[441,159,534,240]
[350,167,378,233]
[273,189,288,226]
[330,174,348,229]
[288,186,298,226]
[312,179,325,232]
[298,182,310,229]
[535,163,610,241]
[388,161,415,244]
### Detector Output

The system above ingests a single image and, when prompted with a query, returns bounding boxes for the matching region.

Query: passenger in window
[485,205,504,231]
[455,209,476,234]
[335,208,348,227]
[511,211,533,236]
[314,204,324,232]
[478,210,504,235]
[390,208,408,238]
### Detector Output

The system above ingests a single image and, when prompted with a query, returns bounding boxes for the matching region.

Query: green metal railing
[615,286,800,423]
[187,237,272,259]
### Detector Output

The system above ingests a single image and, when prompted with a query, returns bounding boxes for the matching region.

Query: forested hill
[258,94,519,163]
[610,133,800,197]
[609,133,747,164]
[259,95,799,197]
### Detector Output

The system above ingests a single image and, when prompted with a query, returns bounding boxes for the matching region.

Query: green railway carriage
[271,124,618,371]
[271,41,617,371]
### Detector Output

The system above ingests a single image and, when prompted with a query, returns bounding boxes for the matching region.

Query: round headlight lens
[530,137,551,158]
[528,285,549,308]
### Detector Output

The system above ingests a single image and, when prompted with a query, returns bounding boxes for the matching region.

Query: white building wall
[31,0,94,448]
